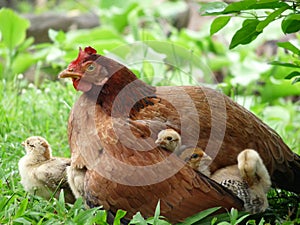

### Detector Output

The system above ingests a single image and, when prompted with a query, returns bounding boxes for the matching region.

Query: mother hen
[59,46,300,223]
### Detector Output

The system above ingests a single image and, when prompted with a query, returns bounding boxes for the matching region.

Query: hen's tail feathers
[291,154,300,193]
[273,153,300,194]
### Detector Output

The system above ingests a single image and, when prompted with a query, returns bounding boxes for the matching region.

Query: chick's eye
[166,136,172,141]
[87,64,96,72]
[191,153,199,159]
[29,144,35,147]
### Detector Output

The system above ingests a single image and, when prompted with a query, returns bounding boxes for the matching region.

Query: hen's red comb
[69,46,97,68]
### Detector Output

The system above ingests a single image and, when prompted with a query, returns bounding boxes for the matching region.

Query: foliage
[0,0,300,224]
[200,0,300,84]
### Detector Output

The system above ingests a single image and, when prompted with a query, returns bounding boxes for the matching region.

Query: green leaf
[258,218,266,225]
[12,53,36,74]
[73,208,99,224]
[277,41,300,55]
[285,71,300,79]
[177,207,221,225]
[261,80,300,101]
[282,13,300,34]
[235,213,250,224]
[13,218,31,225]
[48,29,66,44]
[292,77,300,84]
[256,5,289,32]
[269,61,300,69]
[223,0,254,13]
[249,1,289,10]
[129,212,147,225]
[92,210,108,224]
[199,2,228,15]
[113,210,127,225]
[0,8,30,50]
[210,16,231,35]
[257,0,279,3]
[153,200,161,224]
[14,198,28,218]
[229,19,261,49]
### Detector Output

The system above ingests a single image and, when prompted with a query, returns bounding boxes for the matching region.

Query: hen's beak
[58,69,83,79]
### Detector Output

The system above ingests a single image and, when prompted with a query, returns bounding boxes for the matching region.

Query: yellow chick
[211,149,271,213]
[18,136,75,203]
[178,147,212,177]
[237,149,271,213]
[155,129,181,152]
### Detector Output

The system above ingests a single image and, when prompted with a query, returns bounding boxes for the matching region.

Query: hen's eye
[87,64,96,72]
[166,136,172,141]
[191,153,199,159]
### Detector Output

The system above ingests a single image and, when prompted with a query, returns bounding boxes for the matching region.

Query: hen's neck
[89,67,156,117]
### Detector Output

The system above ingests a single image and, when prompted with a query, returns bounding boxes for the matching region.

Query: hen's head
[59,46,124,92]
[22,136,52,160]
[155,129,181,152]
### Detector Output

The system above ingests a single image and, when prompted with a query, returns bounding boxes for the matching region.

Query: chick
[211,149,271,213]
[155,129,212,176]
[18,136,75,203]
[237,149,271,213]
[178,147,212,177]
[66,165,86,200]
[155,129,181,152]
[238,149,271,192]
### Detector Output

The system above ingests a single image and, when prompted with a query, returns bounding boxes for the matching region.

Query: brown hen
[59,47,300,223]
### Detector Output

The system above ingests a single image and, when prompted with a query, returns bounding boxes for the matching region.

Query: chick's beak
[21,142,25,146]
[58,69,83,79]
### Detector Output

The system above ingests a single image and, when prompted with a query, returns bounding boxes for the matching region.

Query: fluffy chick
[155,129,181,152]
[18,136,75,203]
[66,165,86,200]
[211,149,271,213]
[179,147,212,177]
[237,149,271,213]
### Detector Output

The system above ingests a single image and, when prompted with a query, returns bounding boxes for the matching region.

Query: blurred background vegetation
[0,0,299,224]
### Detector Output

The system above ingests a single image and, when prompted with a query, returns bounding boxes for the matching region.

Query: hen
[19,136,75,203]
[59,47,300,223]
